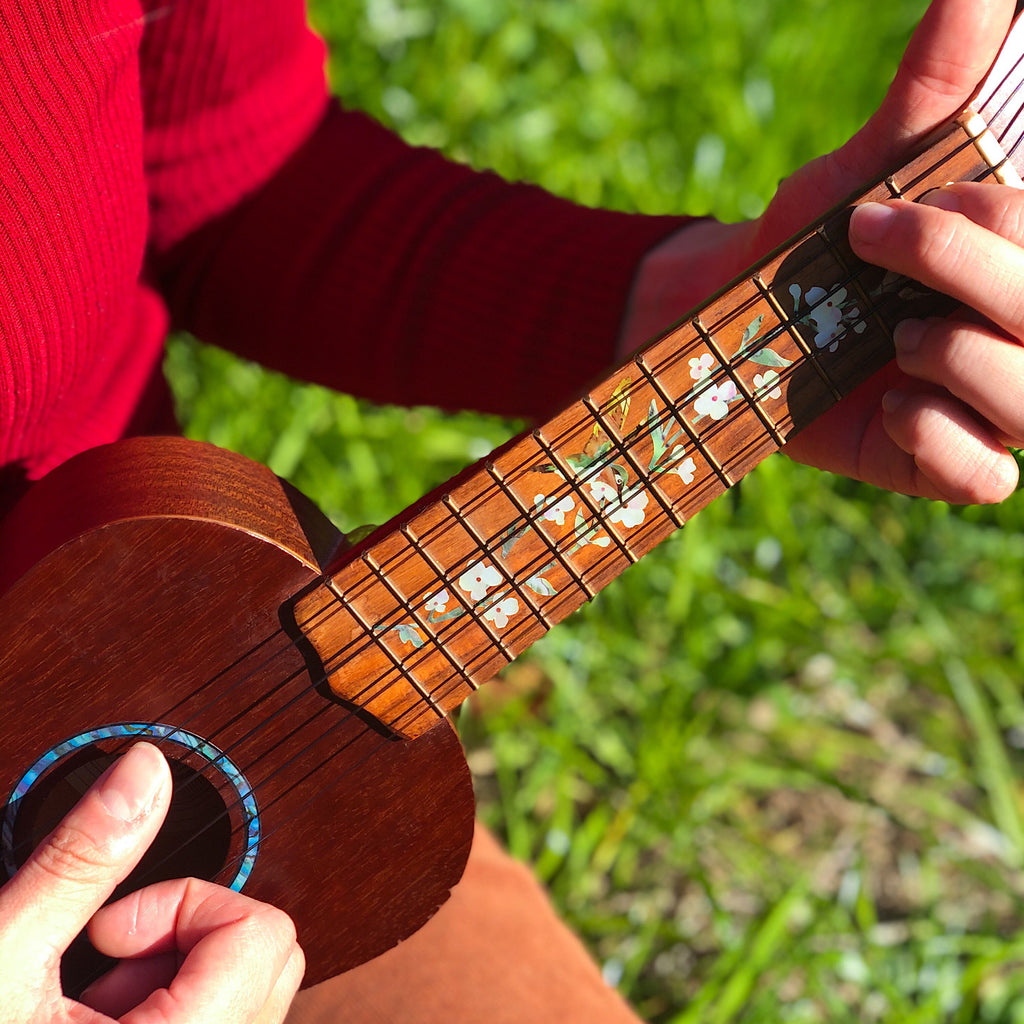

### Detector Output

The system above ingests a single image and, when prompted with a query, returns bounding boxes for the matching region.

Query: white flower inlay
[753,370,782,400]
[459,561,502,602]
[609,489,649,528]
[689,353,715,380]
[802,286,867,353]
[693,380,737,421]
[424,589,450,614]
[668,445,697,485]
[588,479,618,504]
[535,493,575,525]
[484,597,520,628]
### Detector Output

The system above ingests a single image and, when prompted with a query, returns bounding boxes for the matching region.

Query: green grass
[166,1,1024,1020]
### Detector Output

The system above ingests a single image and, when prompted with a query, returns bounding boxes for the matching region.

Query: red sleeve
[147,4,688,420]
[140,0,329,252]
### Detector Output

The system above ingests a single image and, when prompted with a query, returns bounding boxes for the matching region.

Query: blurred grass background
[166,0,1024,1020]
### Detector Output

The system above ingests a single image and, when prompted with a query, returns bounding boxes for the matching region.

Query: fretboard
[292,110,1011,739]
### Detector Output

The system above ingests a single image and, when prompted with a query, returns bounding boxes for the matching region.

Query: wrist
[619,217,758,356]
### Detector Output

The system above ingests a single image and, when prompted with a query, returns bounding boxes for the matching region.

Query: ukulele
[4,4,1024,998]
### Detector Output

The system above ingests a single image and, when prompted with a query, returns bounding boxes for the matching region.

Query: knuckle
[997,193,1024,245]
[910,214,966,272]
[989,263,1024,329]
[922,322,974,378]
[259,903,299,949]
[33,822,110,885]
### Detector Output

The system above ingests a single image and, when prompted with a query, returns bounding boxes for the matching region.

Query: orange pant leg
[286,823,642,1024]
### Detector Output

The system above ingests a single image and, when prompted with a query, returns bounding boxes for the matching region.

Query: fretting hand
[625,0,1022,503]
[0,743,304,1024]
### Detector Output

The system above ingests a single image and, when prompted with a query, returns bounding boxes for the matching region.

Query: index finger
[849,191,1024,340]
[0,743,170,967]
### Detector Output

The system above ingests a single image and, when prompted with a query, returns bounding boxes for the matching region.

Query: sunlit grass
[167,1,1024,1019]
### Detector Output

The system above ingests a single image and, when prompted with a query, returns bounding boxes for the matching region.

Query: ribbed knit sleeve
[139,0,329,252]
[158,104,688,420]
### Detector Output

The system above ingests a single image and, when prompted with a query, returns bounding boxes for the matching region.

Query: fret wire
[580,395,685,529]
[531,426,639,566]
[752,273,842,402]
[773,243,882,388]
[319,618,448,733]
[857,266,940,341]
[883,176,902,198]
[397,511,572,632]
[382,538,527,685]
[632,353,732,489]
[593,391,727,508]
[826,222,956,343]
[817,223,897,345]
[694,315,787,448]
[316,628,389,699]
[322,578,448,721]
[380,528,505,687]
[314,583,386,675]
[365,472,600,641]
[311,592,439,704]
[484,460,596,601]
[538,368,668,460]
[724,312,798,372]
[401,522,514,670]
[431,480,596,623]
[440,493,553,630]
[361,502,546,630]
[359,548,472,695]
[293,577,350,634]
[320,642,425,720]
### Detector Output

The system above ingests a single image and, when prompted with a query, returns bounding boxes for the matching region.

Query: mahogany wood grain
[0,437,475,994]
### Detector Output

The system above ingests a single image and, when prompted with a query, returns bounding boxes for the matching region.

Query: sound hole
[10,746,232,890]
[8,744,233,998]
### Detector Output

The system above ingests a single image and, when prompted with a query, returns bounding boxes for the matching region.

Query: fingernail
[881,389,907,414]
[919,187,961,213]
[850,201,898,244]
[96,744,166,822]
[893,319,925,354]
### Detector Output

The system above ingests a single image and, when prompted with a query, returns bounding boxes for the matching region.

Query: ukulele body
[0,436,475,993]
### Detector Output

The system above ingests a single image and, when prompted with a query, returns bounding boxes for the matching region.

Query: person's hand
[820,183,1023,502]
[625,0,1022,503]
[0,742,304,1024]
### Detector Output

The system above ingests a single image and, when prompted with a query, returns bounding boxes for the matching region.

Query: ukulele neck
[292,110,1012,740]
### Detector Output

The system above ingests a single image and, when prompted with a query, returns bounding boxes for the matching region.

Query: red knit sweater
[0,0,683,515]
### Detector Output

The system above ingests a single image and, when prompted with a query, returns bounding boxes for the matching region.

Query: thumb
[756,0,1013,251]
[846,0,1012,176]
[0,743,171,970]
